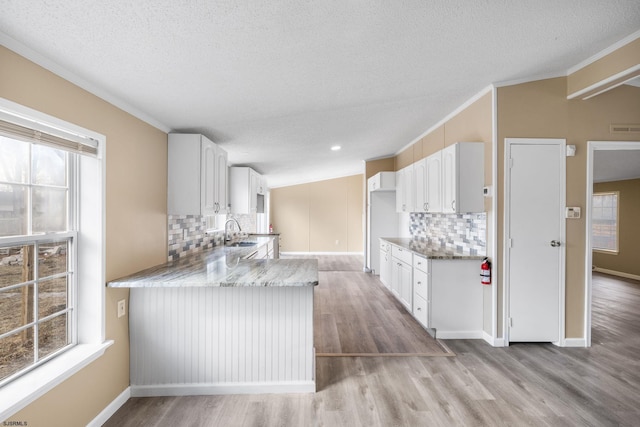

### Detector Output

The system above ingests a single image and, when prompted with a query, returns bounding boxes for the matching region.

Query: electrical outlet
[117,299,126,318]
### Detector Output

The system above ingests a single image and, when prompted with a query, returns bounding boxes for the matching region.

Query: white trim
[395,85,494,156]
[130,381,316,397]
[567,64,640,100]
[586,141,640,347]
[0,342,113,421]
[593,267,640,282]
[490,86,499,345]
[436,331,483,340]
[567,29,640,75]
[482,331,506,347]
[87,387,131,427]
[562,338,587,348]
[504,138,566,346]
[0,32,170,134]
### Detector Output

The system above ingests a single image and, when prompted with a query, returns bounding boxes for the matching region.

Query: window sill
[593,249,619,255]
[0,341,113,420]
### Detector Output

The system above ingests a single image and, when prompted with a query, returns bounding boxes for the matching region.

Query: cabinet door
[390,259,401,298]
[414,159,427,213]
[201,138,217,216]
[249,170,259,212]
[395,169,405,213]
[215,147,228,214]
[442,144,457,213]
[380,250,390,289]
[398,261,412,311]
[413,294,429,328]
[403,165,414,213]
[425,152,442,212]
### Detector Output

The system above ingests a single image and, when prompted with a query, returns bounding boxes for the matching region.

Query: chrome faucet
[224,218,242,242]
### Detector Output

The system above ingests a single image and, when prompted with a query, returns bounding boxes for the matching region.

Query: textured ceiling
[1,1,639,187]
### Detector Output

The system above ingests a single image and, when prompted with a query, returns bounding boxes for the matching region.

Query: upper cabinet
[414,153,443,213]
[168,133,228,216]
[368,171,395,192]
[396,164,414,213]
[442,142,484,213]
[230,166,266,214]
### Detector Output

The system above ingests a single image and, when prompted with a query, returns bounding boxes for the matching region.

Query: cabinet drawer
[391,245,412,264]
[413,254,428,273]
[379,240,390,252]
[413,269,429,299]
[413,294,429,328]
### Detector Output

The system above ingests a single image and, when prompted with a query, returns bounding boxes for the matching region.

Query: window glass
[0,135,73,385]
[592,192,618,252]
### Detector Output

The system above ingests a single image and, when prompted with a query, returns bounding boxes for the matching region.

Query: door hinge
[508,238,513,248]
[509,158,514,168]
[509,318,513,328]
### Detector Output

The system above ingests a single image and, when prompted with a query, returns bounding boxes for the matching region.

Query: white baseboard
[593,267,640,281]
[562,338,587,348]
[436,330,484,340]
[131,381,316,397]
[87,387,130,427]
[482,331,506,347]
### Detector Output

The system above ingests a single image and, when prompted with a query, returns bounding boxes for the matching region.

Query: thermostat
[566,207,581,219]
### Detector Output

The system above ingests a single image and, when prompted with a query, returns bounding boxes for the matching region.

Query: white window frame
[592,191,619,254]
[0,98,112,420]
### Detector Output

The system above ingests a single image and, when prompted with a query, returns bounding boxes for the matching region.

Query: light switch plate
[117,299,126,318]
[566,207,581,219]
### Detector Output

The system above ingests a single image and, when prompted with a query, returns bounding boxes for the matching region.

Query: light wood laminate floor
[105,266,640,426]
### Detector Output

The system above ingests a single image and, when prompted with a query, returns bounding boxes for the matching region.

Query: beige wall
[1,46,168,424]
[593,179,640,277]
[270,175,363,252]
[497,78,640,339]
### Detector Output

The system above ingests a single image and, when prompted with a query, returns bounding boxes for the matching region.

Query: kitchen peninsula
[108,235,319,396]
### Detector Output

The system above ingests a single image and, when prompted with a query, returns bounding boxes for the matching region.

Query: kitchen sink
[226,241,257,247]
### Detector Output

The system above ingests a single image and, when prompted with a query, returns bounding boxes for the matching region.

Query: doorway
[505,138,566,344]
[585,141,640,346]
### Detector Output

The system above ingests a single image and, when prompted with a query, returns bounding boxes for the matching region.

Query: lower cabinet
[379,248,391,289]
[383,240,483,339]
[390,245,412,311]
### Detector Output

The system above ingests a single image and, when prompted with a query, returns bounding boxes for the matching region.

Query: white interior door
[507,139,565,343]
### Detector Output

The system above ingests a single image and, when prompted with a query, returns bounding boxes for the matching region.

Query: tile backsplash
[409,212,486,255]
[167,213,258,261]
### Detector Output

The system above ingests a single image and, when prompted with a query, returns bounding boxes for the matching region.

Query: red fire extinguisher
[481,257,491,285]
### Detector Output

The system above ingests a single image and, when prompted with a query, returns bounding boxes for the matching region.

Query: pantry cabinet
[168,133,227,216]
[442,142,484,213]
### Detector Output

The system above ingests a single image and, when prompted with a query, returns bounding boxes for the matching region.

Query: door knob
[550,240,561,247]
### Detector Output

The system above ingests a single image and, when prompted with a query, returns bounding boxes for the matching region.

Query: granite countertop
[108,235,318,288]
[380,237,485,260]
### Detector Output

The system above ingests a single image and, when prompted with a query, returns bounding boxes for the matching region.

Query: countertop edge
[380,237,485,260]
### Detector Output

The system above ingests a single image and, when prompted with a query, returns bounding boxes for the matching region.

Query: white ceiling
[0,1,639,187]
[594,150,640,183]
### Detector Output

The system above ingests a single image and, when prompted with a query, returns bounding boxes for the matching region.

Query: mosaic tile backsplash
[409,212,486,256]
[168,214,257,261]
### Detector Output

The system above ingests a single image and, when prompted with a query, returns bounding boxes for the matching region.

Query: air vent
[610,124,640,134]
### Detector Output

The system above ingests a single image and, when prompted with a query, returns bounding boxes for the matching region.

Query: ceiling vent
[610,124,640,134]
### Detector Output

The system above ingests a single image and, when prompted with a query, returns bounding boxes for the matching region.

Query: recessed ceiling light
[331,145,341,151]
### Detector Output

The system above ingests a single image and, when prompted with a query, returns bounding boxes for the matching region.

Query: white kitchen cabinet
[391,245,412,311]
[413,159,427,212]
[395,165,414,213]
[368,171,396,192]
[379,240,392,289]
[168,133,227,216]
[442,142,484,213]
[425,151,443,212]
[229,166,265,214]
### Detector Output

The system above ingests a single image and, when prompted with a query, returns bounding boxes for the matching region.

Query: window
[592,192,619,253]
